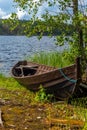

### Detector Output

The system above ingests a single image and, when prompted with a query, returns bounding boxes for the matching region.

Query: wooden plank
[45,118,85,127]
[44,75,76,88]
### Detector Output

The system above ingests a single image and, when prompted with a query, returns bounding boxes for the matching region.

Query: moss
[0,76,87,129]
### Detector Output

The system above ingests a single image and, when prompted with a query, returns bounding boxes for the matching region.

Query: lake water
[0,36,67,76]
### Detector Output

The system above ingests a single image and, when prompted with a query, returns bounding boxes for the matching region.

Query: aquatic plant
[26,51,73,68]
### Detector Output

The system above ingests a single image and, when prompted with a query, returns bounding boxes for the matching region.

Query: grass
[0,75,87,129]
[26,51,73,68]
[20,50,87,129]
[0,52,87,129]
[70,98,87,130]
[0,74,25,90]
[0,74,35,102]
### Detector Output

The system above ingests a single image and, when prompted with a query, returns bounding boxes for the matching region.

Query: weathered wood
[11,58,81,100]
[44,75,75,88]
[0,109,4,128]
[45,118,85,127]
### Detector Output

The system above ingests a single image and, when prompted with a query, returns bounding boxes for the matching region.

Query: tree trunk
[73,0,83,51]
[72,0,86,72]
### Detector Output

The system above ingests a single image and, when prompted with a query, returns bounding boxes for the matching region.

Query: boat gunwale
[11,61,76,79]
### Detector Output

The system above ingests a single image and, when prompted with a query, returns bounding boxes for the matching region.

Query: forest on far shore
[0,19,24,35]
[0,19,73,36]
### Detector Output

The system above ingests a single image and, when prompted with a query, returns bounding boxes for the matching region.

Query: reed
[0,52,87,129]
[27,51,72,68]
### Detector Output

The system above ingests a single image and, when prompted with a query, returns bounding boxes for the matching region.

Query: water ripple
[0,36,67,76]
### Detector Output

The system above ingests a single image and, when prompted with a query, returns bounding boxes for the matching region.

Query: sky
[0,0,87,20]
[0,0,29,19]
[0,0,60,20]
[0,0,14,19]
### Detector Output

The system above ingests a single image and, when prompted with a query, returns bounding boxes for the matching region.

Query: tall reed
[27,51,73,68]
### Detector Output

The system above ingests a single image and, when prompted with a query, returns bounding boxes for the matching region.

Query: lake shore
[0,76,87,130]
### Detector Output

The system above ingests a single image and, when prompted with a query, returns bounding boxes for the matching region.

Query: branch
[45,118,85,128]
[0,109,4,128]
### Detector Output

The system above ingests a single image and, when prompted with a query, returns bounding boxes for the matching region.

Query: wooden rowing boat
[11,57,81,100]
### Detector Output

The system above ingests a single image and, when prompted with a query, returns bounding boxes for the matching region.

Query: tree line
[0,19,73,36]
[0,19,24,35]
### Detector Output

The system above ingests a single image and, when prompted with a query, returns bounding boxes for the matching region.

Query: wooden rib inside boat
[11,57,81,100]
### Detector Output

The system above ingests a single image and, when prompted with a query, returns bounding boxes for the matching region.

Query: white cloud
[0,7,28,20]
[2,14,11,19]
[33,0,39,2]
[16,8,27,19]
[0,8,6,17]
[0,8,11,19]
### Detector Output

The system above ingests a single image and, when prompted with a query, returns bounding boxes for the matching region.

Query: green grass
[0,52,87,129]
[0,74,25,90]
[19,51,87,128]
[0,74,36,104]
[26,51,73,68]
[0,74,87,129]
[70,98,87,130]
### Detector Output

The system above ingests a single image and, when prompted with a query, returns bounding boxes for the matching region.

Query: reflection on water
[0,36,67,76]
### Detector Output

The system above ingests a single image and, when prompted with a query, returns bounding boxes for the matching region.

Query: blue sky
[0,0,14,18]
[0,0,29,19]
[0,0,87,19]
[0,0,58,19]
[0,0,14,12]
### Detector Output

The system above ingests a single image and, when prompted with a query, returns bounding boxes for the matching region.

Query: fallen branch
[0,108,4,127]
[45,118,85,127]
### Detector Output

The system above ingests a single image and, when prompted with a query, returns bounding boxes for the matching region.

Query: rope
[59,68,77,83]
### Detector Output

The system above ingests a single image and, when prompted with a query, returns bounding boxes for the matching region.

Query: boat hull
[11,58,81,100]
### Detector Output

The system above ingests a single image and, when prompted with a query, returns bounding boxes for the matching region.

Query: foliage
[34,85,53,102]
[1,18,62,35]
[5,0,87,69]
[0,75,87,129]
[0,19,27,35]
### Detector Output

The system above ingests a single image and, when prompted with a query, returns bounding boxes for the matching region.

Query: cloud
[36,2,60,19]
[2,14,11,19]
[1,0,86,20]
[0,0,15,19]
[0,8,6,17]
[0,0,15,14]
[33,0,39,2]
[0,8,11,19]
[16,8,28,19]
[0,7,28,20]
